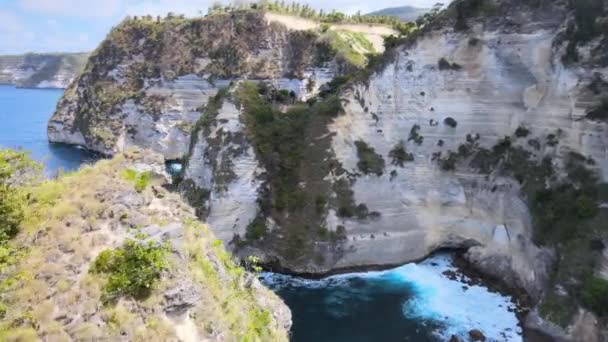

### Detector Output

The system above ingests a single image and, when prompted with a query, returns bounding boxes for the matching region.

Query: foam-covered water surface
[260,253,522,342]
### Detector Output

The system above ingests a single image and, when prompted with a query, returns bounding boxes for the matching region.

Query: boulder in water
[468,329,486,341]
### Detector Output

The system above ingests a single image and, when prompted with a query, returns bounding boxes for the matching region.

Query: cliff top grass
[0,148,289,341]
[207,1,416,34]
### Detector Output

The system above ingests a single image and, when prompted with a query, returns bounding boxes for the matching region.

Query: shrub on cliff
[581,276,608,316]
[0,150,40,243]
[586,97,608,121]
[389,140,414,166]
[443,117,458,128]
[354,140,385,176]
[514,125,530,138]
[91,239,168,303]
[122,169,151,192]
[408,124,424,145]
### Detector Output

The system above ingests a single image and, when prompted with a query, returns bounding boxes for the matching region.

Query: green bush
[581,276,608,316]
[246,218,268,241]
[408,124,424,145]
[0,150,39,243]
[443,117,458,128]
[122,169,151,192]
[515,125,530,138]
[337,206,354,218]
[389,141,414,166]
[586,97,608,121]
[439,151,459,171]
[438,58,462,71]
[91,239,168,303]
[354,141,385,176]
[561,0,605,64]
[575,195,598,218]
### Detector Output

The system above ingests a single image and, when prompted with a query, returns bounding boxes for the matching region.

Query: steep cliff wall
[49,11,388,158]
[0,148,291,341]
[47,1,608,339]
[0,53,88,88]
[179,1,608,339]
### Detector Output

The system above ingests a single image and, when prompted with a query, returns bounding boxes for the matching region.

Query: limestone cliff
[48,11,390,158]
[48,1,608,339]
[0,148,291,341]
[0,53,88,88]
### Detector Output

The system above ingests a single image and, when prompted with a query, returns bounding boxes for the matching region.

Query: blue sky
[0,0,442,55]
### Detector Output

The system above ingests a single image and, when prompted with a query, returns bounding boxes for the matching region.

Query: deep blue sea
[261,254,523,342]
[0,85,96,175]
[0,84,524,342]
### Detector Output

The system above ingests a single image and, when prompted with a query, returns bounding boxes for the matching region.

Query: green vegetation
[561,0,607,64]
[91,239,168,303]
[514,125,530,138]
[0,151,289,340]
[546,133,559,147]
[452,0,498,31]
[191,87,229,145]
[237,82,311,212]
[586,97,608,121]
[0,150,39,243]
[539,291,578,328]
[208,1,417,34]
[0,150,41,331]
[389,140,414,166]
[235,80,348,260]
[246,218,268,240]
[435,128,608,320]
[323,30,376,67]
[183,220,286,341]
[438,58,462,71]
[354,140,385,176]
[408,124,424,145]
[581,276,608,316]
[443,117,458,128]
[122,169,151,192]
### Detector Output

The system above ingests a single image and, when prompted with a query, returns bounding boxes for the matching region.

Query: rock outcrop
[48,11,389,158]
[0,148,291,341]
[0,53,88,88]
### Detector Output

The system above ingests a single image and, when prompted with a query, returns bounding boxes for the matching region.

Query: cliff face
[0,148,291,341]
[48,11,388,158]
[48,2,608,339]
[0,53,88,88]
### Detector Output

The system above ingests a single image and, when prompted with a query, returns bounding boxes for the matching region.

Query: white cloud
[18,0,122,18]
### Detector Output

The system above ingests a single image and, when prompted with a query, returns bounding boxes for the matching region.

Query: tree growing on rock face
[444,117,458,128]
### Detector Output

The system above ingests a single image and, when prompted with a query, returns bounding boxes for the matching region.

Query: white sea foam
[397,255,522,341]
[261,254,522,341]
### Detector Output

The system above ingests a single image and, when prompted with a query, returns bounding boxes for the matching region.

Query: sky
[0,0,443,55]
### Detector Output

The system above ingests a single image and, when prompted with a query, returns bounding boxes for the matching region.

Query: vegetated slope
[0,53,88,88]
[48,9,396,158]
[366,6,429,22]
[0,148,290,341]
